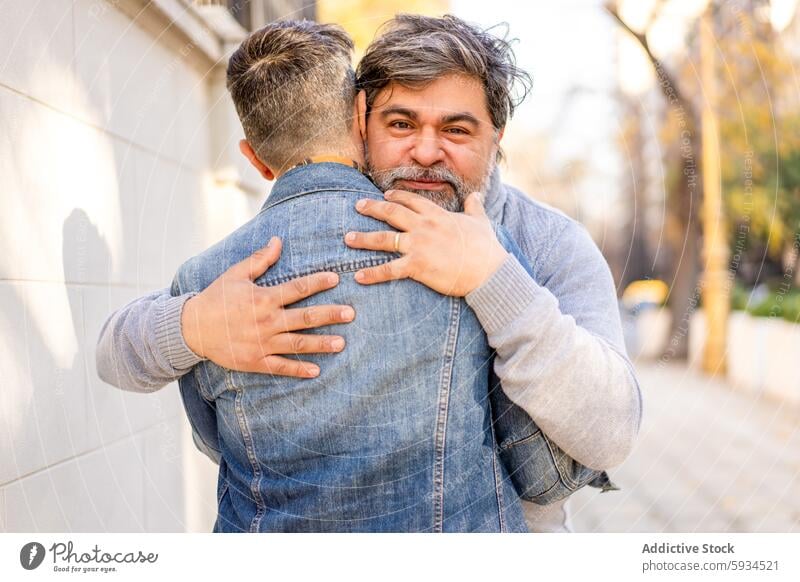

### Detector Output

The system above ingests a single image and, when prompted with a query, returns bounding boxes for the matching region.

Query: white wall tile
[0,282,90,484]
[82,285,183,450]
[0,0,75,111]
[0,90,131,285]
[2,437,146,532]
[0,0,265,534]
[172,63,211,172]
[135,153,213,287]
[142,421,188,532]
[72,0,179,154]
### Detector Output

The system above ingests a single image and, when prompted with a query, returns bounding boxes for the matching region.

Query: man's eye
[445,127,468,135]
[390,121,412,130]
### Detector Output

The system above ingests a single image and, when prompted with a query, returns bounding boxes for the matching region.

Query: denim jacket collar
[262,162,376,211]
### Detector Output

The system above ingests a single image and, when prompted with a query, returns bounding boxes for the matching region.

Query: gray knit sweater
[95,173,642,532]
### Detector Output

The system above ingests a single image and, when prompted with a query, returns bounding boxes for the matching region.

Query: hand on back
[181,237,355,378]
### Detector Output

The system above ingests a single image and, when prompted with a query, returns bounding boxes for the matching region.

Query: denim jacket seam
[528,476,563,503]
[498,428,543,451]
[192,363,215,403]
[228,373,267,531]
[260,188,379,214]
[544,432,582,491]
[487,396,507,533]
[258,255,399,287]
[431,297,460,532]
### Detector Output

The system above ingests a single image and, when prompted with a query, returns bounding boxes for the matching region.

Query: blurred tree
[615,92,655,290]
[606,0,703,360]
[608,0,800,365]
[716,7,800,286]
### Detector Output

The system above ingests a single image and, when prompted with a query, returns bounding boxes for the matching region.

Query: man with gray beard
[97,15,641,532]
[367,153,491,212]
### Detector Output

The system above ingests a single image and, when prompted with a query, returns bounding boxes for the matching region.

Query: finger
[355,198,416,231]
[269,271,340,306]
[268,333,346,355]
[463,192,487,218]
[353,258,410,285]
[227,237,282,281]
[344,230,404,253]
[384,189,444,214]
[280,304,356,332]
[254,355,320,379]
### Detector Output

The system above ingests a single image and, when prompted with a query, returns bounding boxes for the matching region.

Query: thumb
[228,237,282,281]
[463,192,487,218]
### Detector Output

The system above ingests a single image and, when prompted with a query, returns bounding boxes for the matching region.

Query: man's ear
[496,127,505,144]
[239,140,275,181]
[356,90,368,142]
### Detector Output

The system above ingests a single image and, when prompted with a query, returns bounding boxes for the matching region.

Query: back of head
[227,20,355,172]
[356,14,531,132]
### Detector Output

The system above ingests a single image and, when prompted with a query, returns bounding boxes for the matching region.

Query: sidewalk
[569,361,800,532]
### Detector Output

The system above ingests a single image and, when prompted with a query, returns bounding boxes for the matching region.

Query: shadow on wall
[0,0,227,531]
[0,206,198,532]
[63,208,111,285]
[1,209,121,531]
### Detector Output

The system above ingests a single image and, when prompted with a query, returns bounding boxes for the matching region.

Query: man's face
[364,74,501,211]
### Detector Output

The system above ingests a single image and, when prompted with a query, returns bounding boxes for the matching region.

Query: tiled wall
[0,0,262,532]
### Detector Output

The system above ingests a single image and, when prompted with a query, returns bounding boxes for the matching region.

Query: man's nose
[410,129,445,167]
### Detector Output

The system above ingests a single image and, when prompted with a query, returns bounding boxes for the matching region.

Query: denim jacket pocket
[541,432,605,497]
[498,428,607,506]
[497,429,562,503]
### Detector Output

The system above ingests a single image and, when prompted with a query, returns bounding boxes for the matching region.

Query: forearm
[467,256,642,470]
[95,288,203,392]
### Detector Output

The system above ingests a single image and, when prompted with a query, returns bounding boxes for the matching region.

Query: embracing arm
[95,289,202,393]
[95,240,356,393]
[465,221,642,470]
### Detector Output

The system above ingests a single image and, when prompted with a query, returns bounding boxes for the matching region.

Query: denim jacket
[172,162,606,532]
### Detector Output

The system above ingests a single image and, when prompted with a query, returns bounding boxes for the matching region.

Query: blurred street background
[0,0,798,532]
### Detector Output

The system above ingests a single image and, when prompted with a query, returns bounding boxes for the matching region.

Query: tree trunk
[606,2,704,361]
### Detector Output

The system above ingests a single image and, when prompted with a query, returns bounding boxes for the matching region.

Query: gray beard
[366,147,494,212]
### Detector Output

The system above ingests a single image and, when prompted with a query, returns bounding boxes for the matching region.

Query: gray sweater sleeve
[465,221,642,470]
[95,288,203,392]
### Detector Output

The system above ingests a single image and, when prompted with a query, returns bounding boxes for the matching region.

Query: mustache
[370,165,465,192]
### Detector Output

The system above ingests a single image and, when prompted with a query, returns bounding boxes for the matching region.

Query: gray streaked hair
[226,20,355,170]
[355,14,532,131]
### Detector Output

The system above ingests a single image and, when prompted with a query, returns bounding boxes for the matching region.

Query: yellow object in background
[317,0,450,58]
[622,279,669,310]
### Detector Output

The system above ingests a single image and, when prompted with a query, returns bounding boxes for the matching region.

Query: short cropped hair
[356,14,531,131]
[226,20,355,170]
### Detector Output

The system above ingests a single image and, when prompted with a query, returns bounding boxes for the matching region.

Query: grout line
[0,416,181,489]
[0,81,206,173]
[0,279,168,289]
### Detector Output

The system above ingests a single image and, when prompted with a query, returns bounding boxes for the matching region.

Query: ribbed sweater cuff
[154,293,203,371]
[465,255,541,335]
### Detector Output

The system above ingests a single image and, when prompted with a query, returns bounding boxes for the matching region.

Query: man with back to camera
[96,15,641,532]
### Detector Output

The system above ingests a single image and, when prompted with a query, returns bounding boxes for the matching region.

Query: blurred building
[0,0,313,532]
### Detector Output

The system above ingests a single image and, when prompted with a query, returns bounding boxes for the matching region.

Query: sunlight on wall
[201,173,263,244]
[2,69,125,368]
